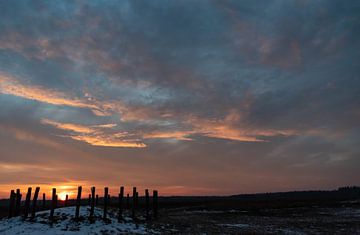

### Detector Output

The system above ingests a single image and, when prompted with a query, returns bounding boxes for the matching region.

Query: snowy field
[0,206,157,235]
[0,203,359,234]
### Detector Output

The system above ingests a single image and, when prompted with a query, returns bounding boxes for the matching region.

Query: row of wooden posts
[8,186,159,222]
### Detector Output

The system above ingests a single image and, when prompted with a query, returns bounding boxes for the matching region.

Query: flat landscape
[1,188,359,234]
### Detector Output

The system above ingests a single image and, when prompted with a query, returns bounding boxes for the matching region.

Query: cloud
[143,130,194,141]
[0,73,120,116]
[187,110,297,142]
[41,119,94,134]
[41,118,146,148]
[69,135,146,148]
[0,74,95,109]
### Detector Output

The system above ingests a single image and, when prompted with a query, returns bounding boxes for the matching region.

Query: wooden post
[132,187,136,219]
[15,189,21,216]
[88,194,91,206]
[145,189,150,220]
[108,194,111,206]
[153,190,158,219]
[42,193,46,209]
[103,187,108,220]
[8,190,15,218]
[126,193,130,209]
[65,194,68,207]
[49,188,56,221]
[118,186,124,221]
[89,186,95,220]
[135,192,139,211]
[23,187,32,219]
[31,187,40,219]
[75,186,82,219]
[95,194,99,206]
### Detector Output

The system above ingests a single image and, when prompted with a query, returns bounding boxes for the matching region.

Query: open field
[1,188,359,234]
[150,198,360,234]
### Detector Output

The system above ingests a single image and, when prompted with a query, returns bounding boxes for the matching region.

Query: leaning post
[23,187,32,219]
[31,187,40,219]
[75,186,82,219]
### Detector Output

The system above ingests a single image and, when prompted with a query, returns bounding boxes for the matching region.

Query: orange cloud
[0,74,115,116]
[187,110,296,142]
[143,130,194,141]
[69,135,146,148]
[41,119,94,134]
[41,118,146,148]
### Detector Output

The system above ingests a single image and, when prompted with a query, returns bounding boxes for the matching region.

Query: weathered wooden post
[42,193,46,209]
[145,189,150,220]
[75,186,82,219]
[126,193,130,209]
[89,186,95,220]
[15,189,21,216]
[49,188,56,221]
[8,190,15,218]
[23,187,32,219]
[153,190,158,219]
[103,187,109,220]
[132,187,136,219]
[118,186,124,221]
[88,194,91,206]
[65,194,68,207]
[31,187,40,219]
[95,194,99,206]
[135,192,139,211]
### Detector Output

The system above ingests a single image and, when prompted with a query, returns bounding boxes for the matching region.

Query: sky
[0,0,359,198]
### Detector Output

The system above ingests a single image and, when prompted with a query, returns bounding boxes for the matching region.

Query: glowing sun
[58,192,68,201]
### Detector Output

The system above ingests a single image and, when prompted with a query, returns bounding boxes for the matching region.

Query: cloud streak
[0,73,116,116]
[41,119,146,148]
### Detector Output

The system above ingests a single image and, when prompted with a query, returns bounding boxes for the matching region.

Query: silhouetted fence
[7,186,159,223]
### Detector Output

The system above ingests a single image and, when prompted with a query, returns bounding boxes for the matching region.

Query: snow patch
[0,206,156,234]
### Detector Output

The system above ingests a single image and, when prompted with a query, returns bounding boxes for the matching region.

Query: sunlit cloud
[41,118,146,148]
[188,111,296,142]
[69,135,146,148]
[143,130,194,141]
[0,74,114,116]
[41,119,94,134]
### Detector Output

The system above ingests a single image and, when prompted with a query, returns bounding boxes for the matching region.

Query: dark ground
[1,187,359,234]
[148,198,360,234]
